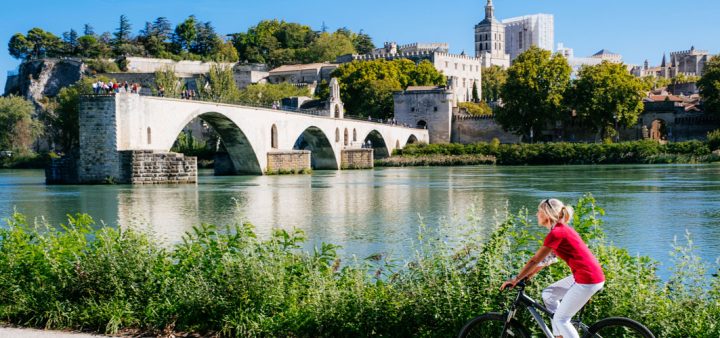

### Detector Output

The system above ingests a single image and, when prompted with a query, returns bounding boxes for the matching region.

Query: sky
[2,0,719,90]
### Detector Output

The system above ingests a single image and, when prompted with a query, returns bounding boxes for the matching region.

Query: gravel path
[0,327,109,338]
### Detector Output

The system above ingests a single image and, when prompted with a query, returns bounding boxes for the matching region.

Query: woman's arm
[501,246,554,290]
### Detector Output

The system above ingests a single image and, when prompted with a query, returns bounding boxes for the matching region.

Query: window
[445,61,449,68]
[344,128,349,146]
[411,107,415,112]
[463,64,466,71]
[519,32,523,49]
[271,124,278,149]
[434,107,438,112]
[335,128,340,142]
[353,128,357,142]
[147,127,152,144]
[455,63,458,70]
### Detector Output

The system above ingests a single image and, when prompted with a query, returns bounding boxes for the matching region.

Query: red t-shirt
[543,223,605,284]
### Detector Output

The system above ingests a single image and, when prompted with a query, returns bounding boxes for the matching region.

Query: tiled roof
[646,95,683,102]
[270,63,337,73]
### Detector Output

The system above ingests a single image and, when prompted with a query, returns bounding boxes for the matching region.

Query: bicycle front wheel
[458,312,530,338]
[583,317,655,338]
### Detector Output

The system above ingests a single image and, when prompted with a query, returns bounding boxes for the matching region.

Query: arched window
[335,128,340,142]
[335,105,340,118]
[271,124,278,149]
[344,128,349,146]
[396,140,400,149]
[417,120,427,129]
[147,127,152,144]
[353,128,357,142]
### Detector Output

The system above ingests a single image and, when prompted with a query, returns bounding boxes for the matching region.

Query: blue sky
[2,0,719,90]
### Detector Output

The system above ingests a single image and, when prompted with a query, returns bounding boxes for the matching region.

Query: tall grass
[0,196,718,337]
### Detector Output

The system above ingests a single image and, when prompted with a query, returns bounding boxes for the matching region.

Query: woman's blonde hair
[538,198,574,225]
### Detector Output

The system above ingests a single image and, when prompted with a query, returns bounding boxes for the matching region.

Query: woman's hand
[500,278,517,291]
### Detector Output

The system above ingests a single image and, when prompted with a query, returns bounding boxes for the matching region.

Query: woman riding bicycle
[500,198,605,338]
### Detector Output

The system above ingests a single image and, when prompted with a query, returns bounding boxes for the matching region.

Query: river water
[1,164,719,278]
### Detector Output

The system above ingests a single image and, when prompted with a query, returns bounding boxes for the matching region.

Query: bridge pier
[341,149,374,169]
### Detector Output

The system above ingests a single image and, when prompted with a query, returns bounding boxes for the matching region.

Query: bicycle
[458,279,654,338]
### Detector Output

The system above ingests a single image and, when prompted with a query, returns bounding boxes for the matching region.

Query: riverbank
[0,152,51,169]
[388,139,720,166]
[0,196,717,337]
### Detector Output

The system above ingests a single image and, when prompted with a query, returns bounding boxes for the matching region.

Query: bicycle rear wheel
[583,317,655,338]
[458,312,530,338]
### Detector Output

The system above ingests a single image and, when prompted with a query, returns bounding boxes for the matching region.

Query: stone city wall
[266,150,311,174]
[120,150,197,184]
[341,149,374,169]
[451,115,520,144]
[123,57,234,75]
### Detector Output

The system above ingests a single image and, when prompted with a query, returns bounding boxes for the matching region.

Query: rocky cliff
[4,58,86,107]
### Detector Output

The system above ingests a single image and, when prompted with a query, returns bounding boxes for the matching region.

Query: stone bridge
[77,94,428,183]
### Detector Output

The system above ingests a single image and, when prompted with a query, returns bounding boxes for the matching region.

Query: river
[1,164,719,278]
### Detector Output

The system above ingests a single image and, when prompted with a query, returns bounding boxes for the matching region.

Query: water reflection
[1,164,719,279]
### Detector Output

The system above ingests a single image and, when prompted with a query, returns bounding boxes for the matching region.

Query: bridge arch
[407,134,418,145]
[363,130,390,159]
[173,112,262,175]
[293,126,339,170]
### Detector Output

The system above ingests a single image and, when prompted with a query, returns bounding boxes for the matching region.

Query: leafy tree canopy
[567,61,645,140]
[495,46,571,139]
[698,55,720,116]
[0,96,43,152]
[328,59,446,119]
[481,65,507,103]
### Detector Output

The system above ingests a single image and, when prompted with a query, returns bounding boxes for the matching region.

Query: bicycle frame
[501,281,591,338]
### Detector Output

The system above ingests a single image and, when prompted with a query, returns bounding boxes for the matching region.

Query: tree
[699,55,720,115]
[174,15,198,52]
[8,33,32,59]
[482,65,507,103]
[641,75,671,90]
[0,96,43,152]
[192,21,221,56]
[62,29,79,55]
[472,81,480,102]
[237,83,310,106]
[459,101,492,116]
[83,24,95,37]
[567,61,645,141]
[10,28,64,59]
[329,59,446,118]
[495,46,571,140]
[353,31,375,54]
[307,29,360,62]
[214,41,239,62]
[198,65,239,103]
[154,67,180,98]
[113,15,132,46]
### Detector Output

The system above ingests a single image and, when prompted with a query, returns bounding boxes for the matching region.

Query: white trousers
[542,275,604,338]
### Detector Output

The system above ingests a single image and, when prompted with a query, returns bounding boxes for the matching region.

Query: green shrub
[708,129,720,150]
[395,140,715,165]
[0,196,717,336]
[85,59,121,74]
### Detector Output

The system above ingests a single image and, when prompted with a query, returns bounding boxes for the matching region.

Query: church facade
[475,0,554,67]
